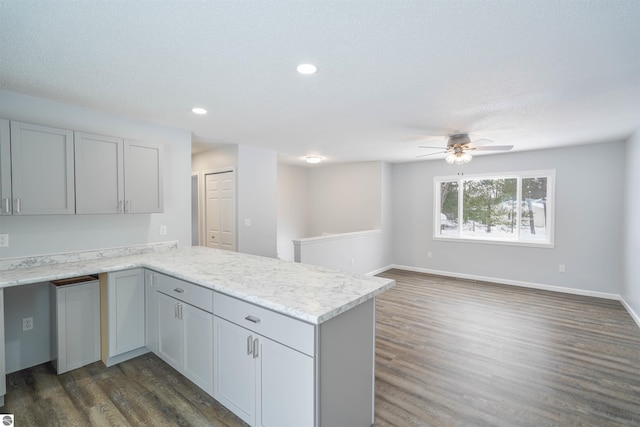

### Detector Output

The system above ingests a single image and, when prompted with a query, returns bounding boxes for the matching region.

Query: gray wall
[237,144,278,258]
[4,283,52,373]
[308,162,382,236]
[623,130,640,322]
[392,141,625,295]
[277,163,310,261]
[0,90,192,258]
[191,143,279,258]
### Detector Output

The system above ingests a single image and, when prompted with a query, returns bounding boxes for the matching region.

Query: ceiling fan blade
[418,146,446,149]
[473,145,514,151]
[468,138,494,147]
[416,151,447,158]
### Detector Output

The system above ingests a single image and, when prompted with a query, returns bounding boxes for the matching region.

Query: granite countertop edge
[0,246,395,325]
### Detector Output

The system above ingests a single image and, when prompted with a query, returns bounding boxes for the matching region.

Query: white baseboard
[620,296,640,329]
[386,264,620,300]
[366,265,394,277]
[372,264,640,330]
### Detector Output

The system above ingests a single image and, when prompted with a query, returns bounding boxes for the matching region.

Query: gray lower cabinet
[213,316,315,427]
[51,278,101,374]
[213,292,315,427]
[155,272,213,395]
[100,269,147,367]
[9,121,75,215]
[0,289,6,407]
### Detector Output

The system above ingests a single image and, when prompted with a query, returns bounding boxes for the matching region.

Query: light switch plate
[0,234,8,247]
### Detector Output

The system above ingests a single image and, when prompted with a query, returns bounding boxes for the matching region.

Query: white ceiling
[1,0,639,165]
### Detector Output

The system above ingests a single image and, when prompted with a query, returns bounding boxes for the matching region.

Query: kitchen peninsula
[0,244,394,427]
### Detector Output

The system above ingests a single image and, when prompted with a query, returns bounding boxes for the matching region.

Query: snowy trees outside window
[435,171,555,247]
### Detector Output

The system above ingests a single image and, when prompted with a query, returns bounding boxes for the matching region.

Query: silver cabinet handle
[245,315,261,324]
[14,198,20,213]
[118,200,123,213]
[3,198,9,214]
[247,335,253,355]
[252,338,259,359]
[125,200,130,213]
[174,303,178,318]
[174,288,184,293]
[178,304,183,319]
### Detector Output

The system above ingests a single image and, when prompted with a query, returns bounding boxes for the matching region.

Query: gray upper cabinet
[75,133,163,214]
[10,121,75,215]
[0,119,11,215]
[124,140,163,214]
[75,132,124,214]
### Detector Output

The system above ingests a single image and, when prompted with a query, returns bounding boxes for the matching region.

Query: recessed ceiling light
[297,64,317,75]
[305,155,323,164]
[192,107,207,115]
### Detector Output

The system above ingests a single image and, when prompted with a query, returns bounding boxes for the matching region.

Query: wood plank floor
[4,269,640,426]
[374,269,640,427]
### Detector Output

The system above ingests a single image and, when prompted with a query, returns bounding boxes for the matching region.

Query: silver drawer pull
[245,315,261,324]
[247,335,253,355]
[174,288,184,293]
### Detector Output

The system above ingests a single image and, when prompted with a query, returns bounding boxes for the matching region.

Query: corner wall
[623,130,640,324]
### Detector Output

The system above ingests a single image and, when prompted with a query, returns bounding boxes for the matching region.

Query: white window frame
[434,170,556,248]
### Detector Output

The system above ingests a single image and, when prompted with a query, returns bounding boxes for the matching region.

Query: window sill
[433,235,555,249]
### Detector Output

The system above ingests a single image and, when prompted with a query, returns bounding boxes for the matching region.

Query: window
[434,170,555,247]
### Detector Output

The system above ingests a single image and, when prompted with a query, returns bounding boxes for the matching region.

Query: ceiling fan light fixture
[445,151,472,165]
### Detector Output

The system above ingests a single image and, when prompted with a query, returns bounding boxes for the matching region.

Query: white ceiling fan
[417,133,513,164]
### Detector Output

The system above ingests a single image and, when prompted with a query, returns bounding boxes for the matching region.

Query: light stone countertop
[0,245,395,324]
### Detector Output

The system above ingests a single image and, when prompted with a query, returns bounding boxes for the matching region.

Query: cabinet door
[10,121,75,215]
[0,119,11,215]
[108,269,145,356]
[257,337,315,427]
[157,292,183,370]
[56,282,101,373]
[213,316,256,426]
[124,140,163,213]
[145,270,159,354]
[75,132,124,214]
[183,304,213,395]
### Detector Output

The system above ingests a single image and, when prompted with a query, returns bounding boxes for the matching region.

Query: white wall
[237,144,278,258]
[0,90,192,258]
[392,141,625,296]
[308,162,382,236]
[623,130,640,324]
[192,144,238,171]
[279,161,394,273]
[294,230,385,274]
[277,163,310,261]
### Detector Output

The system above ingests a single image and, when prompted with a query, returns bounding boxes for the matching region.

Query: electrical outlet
[160,225,167,236]
[427,251,432,258]
[558,264,566,273]
[22,317,33,331]
[0,234,8,248]
[244,218,251,226]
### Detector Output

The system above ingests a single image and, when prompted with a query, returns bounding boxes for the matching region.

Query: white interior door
[205,171,236,251]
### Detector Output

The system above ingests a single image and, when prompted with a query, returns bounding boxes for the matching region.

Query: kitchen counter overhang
[0,245,395,324]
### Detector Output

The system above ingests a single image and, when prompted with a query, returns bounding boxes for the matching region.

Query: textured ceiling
[1,0,639,164]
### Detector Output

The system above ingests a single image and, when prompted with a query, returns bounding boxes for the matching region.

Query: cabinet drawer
[155,273,213,313]
[214,292,315,356]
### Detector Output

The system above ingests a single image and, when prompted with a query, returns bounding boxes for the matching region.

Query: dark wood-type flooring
[4,269,640,426]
